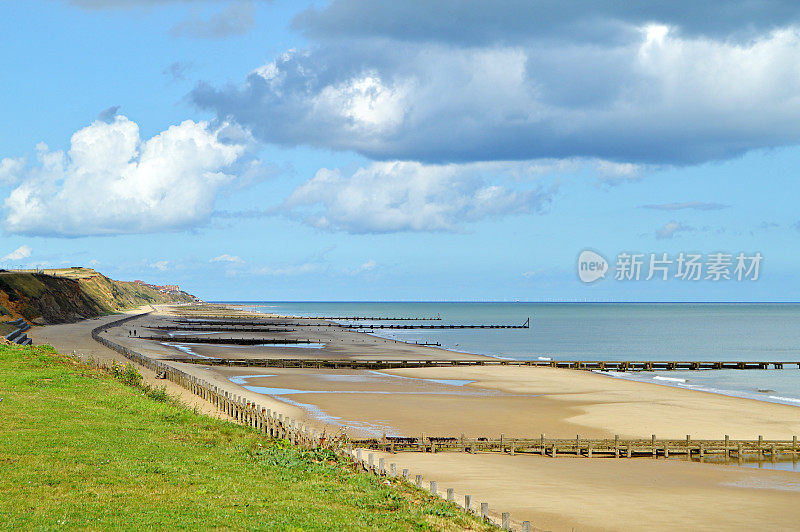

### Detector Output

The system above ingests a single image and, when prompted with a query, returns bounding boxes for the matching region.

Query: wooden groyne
[169,357,800,371]
[351,433,800,459]
[170,317,530,329]
[175,314,442,321]
[148,325,295,333]
[142,337,316,345]
[283,316,443,321]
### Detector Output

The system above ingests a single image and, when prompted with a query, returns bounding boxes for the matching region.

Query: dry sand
[362,450,800,531]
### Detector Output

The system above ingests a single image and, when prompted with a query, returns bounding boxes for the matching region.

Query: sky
[1,0,799,301]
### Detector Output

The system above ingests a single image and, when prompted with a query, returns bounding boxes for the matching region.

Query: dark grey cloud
[96,105,120,122]
[192,24,800,166]
[171,1,255,39]
[293,0,800,45]
[642,202,730,211]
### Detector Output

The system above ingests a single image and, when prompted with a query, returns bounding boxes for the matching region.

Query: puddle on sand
[671,454,800,473]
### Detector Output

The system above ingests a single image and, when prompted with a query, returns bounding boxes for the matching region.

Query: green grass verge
[0,345,491,531]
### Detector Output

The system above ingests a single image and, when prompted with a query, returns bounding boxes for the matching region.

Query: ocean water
[220,302,800,406]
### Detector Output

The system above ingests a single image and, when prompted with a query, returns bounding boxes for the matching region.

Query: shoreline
[258,307,800,410]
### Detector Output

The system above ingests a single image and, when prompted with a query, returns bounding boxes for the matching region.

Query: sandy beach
[29,304,800,531]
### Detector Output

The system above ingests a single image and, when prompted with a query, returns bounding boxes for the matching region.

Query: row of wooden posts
[91,312,525,530]
[170,356,800,371]
[352,433,800,459]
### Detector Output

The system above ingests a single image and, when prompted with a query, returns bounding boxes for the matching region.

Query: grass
[0,345,492,531]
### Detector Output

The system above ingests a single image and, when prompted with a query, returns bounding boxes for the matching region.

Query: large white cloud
[193,23,800,166]
[2,116,250,236]
[283,161,552,233]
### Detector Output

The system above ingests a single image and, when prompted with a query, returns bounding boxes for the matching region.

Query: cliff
[0,267,195,324]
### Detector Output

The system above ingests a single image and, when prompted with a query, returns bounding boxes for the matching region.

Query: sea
[219,302,800,408]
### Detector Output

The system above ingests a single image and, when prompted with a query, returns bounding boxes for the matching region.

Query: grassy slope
[0,345,489,531]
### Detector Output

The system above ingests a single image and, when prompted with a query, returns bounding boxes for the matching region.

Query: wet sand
[92,307,800,440]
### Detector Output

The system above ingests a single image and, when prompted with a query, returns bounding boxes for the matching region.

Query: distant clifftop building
[131,279,180,293]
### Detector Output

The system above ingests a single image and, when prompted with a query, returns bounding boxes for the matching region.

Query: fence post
[502,512,510,530]
[429,481,437,495]
[480,503,489,521]
[446,488,454,501]
[464,494,472,513]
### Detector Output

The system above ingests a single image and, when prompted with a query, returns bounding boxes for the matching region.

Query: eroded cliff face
[0,268,195,324]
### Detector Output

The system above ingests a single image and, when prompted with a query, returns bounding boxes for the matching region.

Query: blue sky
[1,0,799,301]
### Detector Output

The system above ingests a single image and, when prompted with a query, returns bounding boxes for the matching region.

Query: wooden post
[686,434,691,458]
[652,434,656,457]
[510,439,515,456]
[429,481,437,495]
[724,435,729,457]
[464,494,472,513]
[378,458,385,475]
[415,475,422,487]
[626,446,632,458]
[576,435,580,456]
[502,512,510,530]
[793,435,797,452]
[758,435,763,455]
[390,463,396,476]
[614,435,619,458]
[402,468,409,479]
[480,503,489,521]
[461,433,465,452]
[540,434,545,456]
[368,453,374,471]
[587,442,593,458]
[500,433,505,453]
[447,488,454,501]
[551,444,557,457]
[522,521,531,532]
[421,432,427,452]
